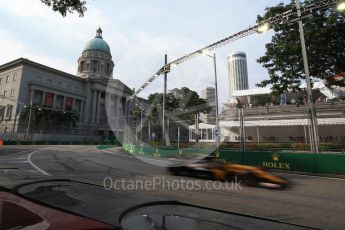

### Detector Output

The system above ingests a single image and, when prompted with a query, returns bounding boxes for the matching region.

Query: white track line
[27,149,52,176]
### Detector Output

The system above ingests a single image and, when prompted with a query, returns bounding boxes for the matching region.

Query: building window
[13,73,17,82]
[10,89,14,97]
[5,105,12,120]
[0,78,2,84]
[57,82,62,87]
[207,129,213,140]
[6,76,9,83]
[92,60,98,72]
[80,61,85,72]
[247,136,253,141]
[0,106,5,121]
[3,91,7,98]
[47,79,52,85]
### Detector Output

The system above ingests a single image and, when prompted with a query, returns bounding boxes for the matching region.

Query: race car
[167,156,288,189]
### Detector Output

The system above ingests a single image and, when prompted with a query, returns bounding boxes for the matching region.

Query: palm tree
[50,111,78,128]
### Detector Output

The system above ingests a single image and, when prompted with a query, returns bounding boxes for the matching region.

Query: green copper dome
[83,27,111,54]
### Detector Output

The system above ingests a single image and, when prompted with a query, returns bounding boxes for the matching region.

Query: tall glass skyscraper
[227,52,249,99]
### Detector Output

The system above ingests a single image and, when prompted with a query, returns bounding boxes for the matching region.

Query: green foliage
[146,87,209,124]
[20,106,79,129]
[40,0,87,17]
[251,94,280,107]
[256,0,345,93]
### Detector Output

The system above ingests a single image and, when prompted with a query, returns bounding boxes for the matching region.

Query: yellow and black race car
[167,156,288,189]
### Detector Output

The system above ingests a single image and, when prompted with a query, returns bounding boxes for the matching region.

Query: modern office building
[200,87,216,124]
[0,27,133,141]
[227,52,249,99]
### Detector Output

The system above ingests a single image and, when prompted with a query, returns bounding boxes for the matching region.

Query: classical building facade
[0,28,133,141]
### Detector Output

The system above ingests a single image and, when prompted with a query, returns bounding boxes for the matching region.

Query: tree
[139,87,209,143]
[256,0,345,94]
[146,87,209,124]
[40,0,87,17]
[20,106,78,130]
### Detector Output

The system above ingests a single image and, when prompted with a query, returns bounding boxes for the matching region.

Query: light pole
[25,99,33,141]
[256,1,320,153]
[296,0,319,153]
[202,50,220,149]
[162,54,167,146]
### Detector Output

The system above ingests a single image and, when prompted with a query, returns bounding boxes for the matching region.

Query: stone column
[62,96,66,111]
[29,89,34,104]
[105,93,111,122]
[52,94,57,109]
[80,100,84,122]
[96,91,101,123]
[116,96,121,127]
[91,90,97,123]
[84,83,92,123]
[41,91,46,106]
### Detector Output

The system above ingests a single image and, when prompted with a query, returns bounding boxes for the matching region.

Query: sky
[0,0,292,107]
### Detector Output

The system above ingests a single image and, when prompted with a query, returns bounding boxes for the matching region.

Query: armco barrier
[123,144,345,174]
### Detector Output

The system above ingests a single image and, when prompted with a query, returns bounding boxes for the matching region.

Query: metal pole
[140,106,143,142]
[213,53,220,149]
[162,54,167,146]
[256,126,260,144]
[296,0,319,153]
[239,108,245,152]
[148,120,151,143]
[177,124,180,149]
[26,99,33,141]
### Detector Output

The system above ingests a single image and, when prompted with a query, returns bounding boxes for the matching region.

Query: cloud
[0,0,276,109]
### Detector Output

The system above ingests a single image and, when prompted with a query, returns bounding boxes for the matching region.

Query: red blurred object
[0,191,116,230]
[334,72,345,81]
[65,97,73,110]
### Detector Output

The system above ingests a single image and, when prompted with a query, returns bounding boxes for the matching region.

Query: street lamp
[337,2,345,11]
[257,23,270,33]
[201,50,220,149]
[25,100,33,141]
[295,0,319,153]
[256,1,320,153]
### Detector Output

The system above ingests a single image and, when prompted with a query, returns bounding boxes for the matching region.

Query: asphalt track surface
[0,145,344,230]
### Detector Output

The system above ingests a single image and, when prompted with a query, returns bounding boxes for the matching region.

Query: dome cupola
[77,27,114,79]
[83,27,111,54]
